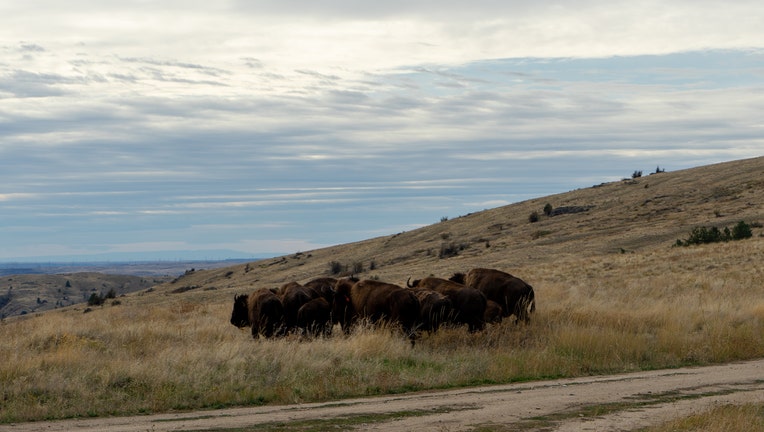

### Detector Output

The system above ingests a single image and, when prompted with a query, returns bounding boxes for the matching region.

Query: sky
[1,1,763,262]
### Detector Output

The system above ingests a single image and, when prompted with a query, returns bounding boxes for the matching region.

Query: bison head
[230,294,250,328]
[448,273,466,284]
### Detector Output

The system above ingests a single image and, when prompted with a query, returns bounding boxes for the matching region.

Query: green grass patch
[191,406,473,432]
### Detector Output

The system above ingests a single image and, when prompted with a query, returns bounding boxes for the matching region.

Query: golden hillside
[154,156,763,301]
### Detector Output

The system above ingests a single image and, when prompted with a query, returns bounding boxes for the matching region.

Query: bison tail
[527,285,536,314]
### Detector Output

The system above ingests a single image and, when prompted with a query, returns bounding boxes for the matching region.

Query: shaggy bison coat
[411,288,453,333]
[230,289,284,338]
[302,277,338,303]
[451,268,536,324]
[484,299,503,324]
[333,279,420,342]
[408,277,486,332]
[296,297,333,338]
[278,282,320,334]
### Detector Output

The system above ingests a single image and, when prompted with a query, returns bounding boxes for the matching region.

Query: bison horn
[406,277,414,288]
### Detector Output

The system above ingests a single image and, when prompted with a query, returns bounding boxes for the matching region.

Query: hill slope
[153,156,764,299]
[0,273,169,318]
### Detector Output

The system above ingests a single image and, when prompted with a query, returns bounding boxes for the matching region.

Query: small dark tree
[732,221,753,240]
[632,170,643,179]
[543,203,553,216]
[87,293,105,306]
[529,211,540,223]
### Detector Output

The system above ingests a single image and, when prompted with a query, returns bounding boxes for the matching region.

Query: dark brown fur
[484,299,503,324]
[230,289,285,338]
[296,297,332,338]
[408,276,486,332]
[279,282,320,334]
[303,277,338,303]
[411,288,453,332]
[333,279,420,342]
[451,268,536,324]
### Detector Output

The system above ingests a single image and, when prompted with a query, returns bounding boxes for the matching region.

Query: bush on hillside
[439,242,465,258]
[328,261,345,275]
[543,203,553,216]
[676,221,753,246]
[87,289,117,307]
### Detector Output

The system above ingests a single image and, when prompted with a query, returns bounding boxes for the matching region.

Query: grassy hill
[1,156,763,424]
[0,260,255,319]
[155,156,764,299]
[0,273,170,319]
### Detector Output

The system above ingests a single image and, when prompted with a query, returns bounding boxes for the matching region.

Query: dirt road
[4,359,764,432]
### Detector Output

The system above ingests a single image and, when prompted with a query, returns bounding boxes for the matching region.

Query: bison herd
[230,267,536,344]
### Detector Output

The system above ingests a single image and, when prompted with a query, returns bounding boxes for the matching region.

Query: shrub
[529,211,540,223]
[87,293,105,306]
[439,242,464,258]
[543,203,553,216]
[352,261,364,274]
[632,170,643,178]
[676,221,753,246]
[732,220,753,240]
[328,261,345,275]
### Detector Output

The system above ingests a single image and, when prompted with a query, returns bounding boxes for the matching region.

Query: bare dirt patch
[5,359,764,432]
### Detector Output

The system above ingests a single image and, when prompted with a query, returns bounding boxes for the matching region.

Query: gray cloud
[19,43,45,52]
[1,1,762,260]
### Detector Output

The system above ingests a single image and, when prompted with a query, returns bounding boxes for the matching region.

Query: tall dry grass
[640,403,764,432]
[2,239,764,423]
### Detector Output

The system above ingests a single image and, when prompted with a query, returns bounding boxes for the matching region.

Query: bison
[407,277,486,332]
[333,279,420,343]
[278,282,320,334]
[330,277,359,328]
[450,268,536,324]
[484,299,503,324]
[296,297,333,338]
[410,288,453,333]
[302,277,338,303]
[230,289,285,338]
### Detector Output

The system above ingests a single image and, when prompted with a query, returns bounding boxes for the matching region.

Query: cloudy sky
[1,1,763,261]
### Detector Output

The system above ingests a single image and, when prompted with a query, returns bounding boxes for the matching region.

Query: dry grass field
[642,403,764,432]
[1,156,763,426]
